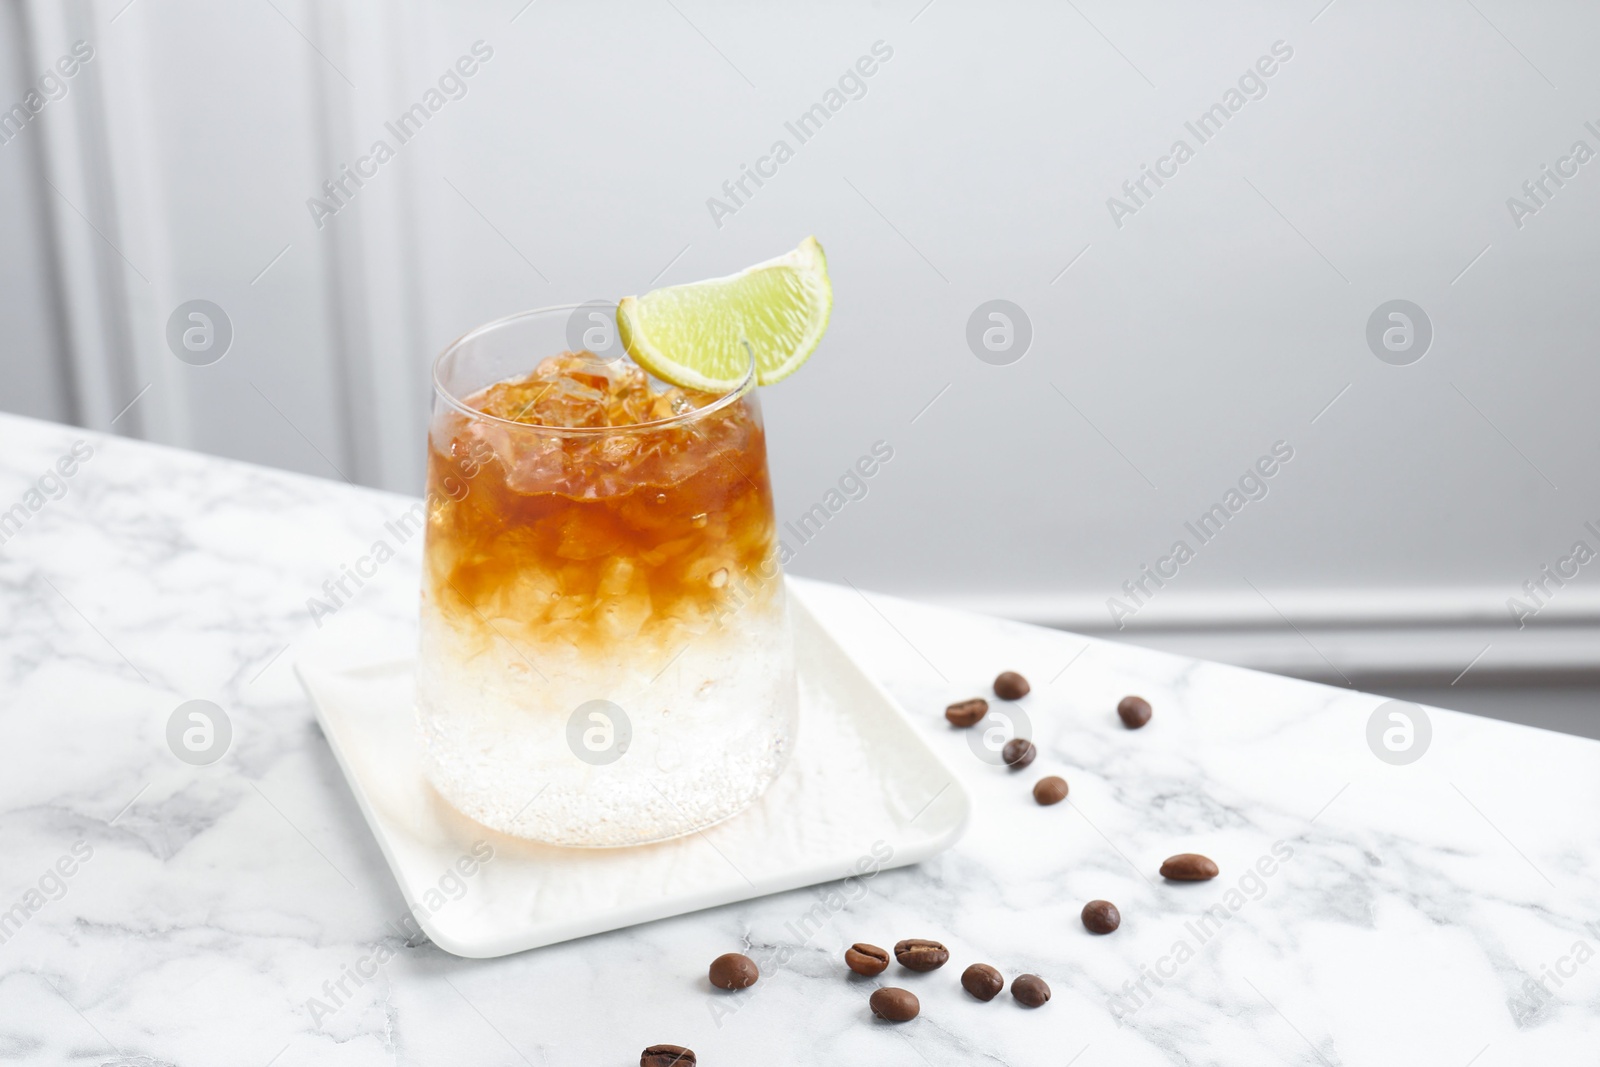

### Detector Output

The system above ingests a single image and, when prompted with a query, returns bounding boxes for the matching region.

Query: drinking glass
[416,306,796,847]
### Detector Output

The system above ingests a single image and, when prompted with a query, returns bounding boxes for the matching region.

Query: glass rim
[432,303,756,436]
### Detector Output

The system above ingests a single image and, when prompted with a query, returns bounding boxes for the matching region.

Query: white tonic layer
[416,588,796,847]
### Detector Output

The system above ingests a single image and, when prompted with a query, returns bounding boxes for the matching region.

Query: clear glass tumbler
[415,306,796,847]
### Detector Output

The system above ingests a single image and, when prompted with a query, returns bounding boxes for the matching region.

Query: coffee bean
[945,698,989,728]
[869,986,920,1022]
[1002,738,1036,770]
[1117,695,1152,729]
[993,671,1031,700]
[960,963,1004,1001]
[845,943,890,977]
[708,952,758,990]
[1012,974,1050,1007]
[1160,853,1220,881]
[641,1045,695,1067]
[1081,900,1120,934]
[894,938,949,972]
[1032,775,1068,805]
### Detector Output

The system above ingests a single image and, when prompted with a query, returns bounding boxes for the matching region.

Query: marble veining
[1,412,1597,1065]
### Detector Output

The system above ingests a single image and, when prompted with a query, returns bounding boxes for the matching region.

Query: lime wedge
[617,236,832,390]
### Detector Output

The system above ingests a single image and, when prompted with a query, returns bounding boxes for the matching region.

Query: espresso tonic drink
[417,308,796,847]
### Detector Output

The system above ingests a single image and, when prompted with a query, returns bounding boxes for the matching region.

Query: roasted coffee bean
[641,1045,696,1067]
[1011,974,1051,1007]
[993,671,1031,700]
[1032,775,1068,805]
[708,952,759,990]
[869,987,920,1022]
[845,943,890,977]
[945,698,989,728]
[1002,738,1036,770]
[1160,853,1220,881]
[894,938,949,972]
[1081,899,1121,934]
[1117,695,1153,729]
[960,963,1004,1001]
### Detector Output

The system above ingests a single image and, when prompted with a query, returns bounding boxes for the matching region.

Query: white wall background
[4,0,1599,678]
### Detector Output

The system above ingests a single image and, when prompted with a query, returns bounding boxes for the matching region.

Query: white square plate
[294,585,971,958]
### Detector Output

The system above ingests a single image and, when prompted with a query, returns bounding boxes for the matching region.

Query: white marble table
[1,411,1596,1065]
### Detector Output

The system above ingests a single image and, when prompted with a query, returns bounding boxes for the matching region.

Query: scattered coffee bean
[641,1045,696,1067]
[894,938,950,972]
[1002,738,1036,770]
[869,987,920,1022]
[1160,853,1220,881]
[708,952,759,990]
[1117,695,1153,729]
[1012,974,1051,1007]
[1032,775,1068,805]
[961,963,1004,1001]
[1081,900,1121,934]
[945,698,989,728]
[993,671,1031,700]
[845,943,890,977]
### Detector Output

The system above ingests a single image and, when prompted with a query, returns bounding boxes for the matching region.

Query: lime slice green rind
[617,236,832,391]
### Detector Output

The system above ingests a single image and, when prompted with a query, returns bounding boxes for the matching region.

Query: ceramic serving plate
[294,585,971,957]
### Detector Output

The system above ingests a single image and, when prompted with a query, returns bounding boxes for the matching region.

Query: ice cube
[529,376,606,429]
[650,389,695,422]
[488,428,568,493]
[555,508,623,560]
